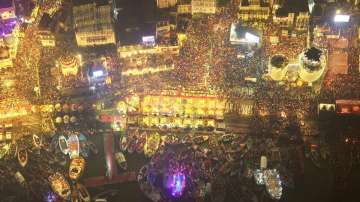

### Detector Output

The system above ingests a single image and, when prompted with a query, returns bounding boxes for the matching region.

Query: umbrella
[71,104,77,111]
[55,103,61,112]
[55,117,62,124]
[63,115,69,124]
[70,116,77,123]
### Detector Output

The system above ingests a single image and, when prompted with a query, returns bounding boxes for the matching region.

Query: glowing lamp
[245,32,260,43]
[334,15,350,22]
[92,70,104,77]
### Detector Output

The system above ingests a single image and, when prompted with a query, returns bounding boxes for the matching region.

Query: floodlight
[93,70,104,77]
[334,14,350,22]
[245,32,260,43]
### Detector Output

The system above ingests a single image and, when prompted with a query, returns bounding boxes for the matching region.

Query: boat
[114,152,127,170]
[69,157,86,181]
[70,189,80,202]
[76,183,91,202]
[68,134,80,159]
[18,149,28,167]
[48,172,71,200]
[33,134,42,148]
[14,171,26,186]
[88,142,98,155]
[119,136,128,152]
[59,135,69,155]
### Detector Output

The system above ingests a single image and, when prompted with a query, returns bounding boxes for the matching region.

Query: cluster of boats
[57,132,98,159]
[48,156,91,202]
[4,134,43,168]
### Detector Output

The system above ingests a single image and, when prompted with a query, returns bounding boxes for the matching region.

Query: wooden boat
[33,134,42,148]
[119,136,128,152]
[68,134,80,159]
[70,189,80,202]
[115,152,127,170]
[49,172,71,200]
[76,183,91,202]
[18,149,28,167]
[59,135,69,155]
[69,157,86,181]
[88,142,98,155]
[14,171,26,186]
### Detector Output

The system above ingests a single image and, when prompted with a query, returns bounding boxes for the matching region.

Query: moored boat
[18,149,28,167]
[48,172,71,200]
[68,134,80,159]
[33,134,42,148]
[115,151,127,170]
[59,135,69,155]
[119,136,128,152]
[69,157,86,181]
[76,183,91,202]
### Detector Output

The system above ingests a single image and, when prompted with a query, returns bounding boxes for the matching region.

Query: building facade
[191,0,217,14]
[73,3,116,47]
[238,4,270,21]
[37,30,56,47]
[157,0,178,8]
[177,4,192,14]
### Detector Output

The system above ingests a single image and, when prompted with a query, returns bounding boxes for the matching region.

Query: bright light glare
[245,32,260,43]
[93,70,104,77]
[334,15,350,22]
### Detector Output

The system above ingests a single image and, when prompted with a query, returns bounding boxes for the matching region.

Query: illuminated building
[273,13,295,28]
[157,0,178,8]
[295,12,309,31]
[238,1,270,21]
[191,0,217,14]
[336,100,360,115]
[0,1,15,20]
[36,30,56,47]
[177,4,192,14]
[73,3,116,47]
[272,12,309,31]
[118,89,226,129]
[58,55,79,76]
[156,21,172,42]
[0,2,19,69]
